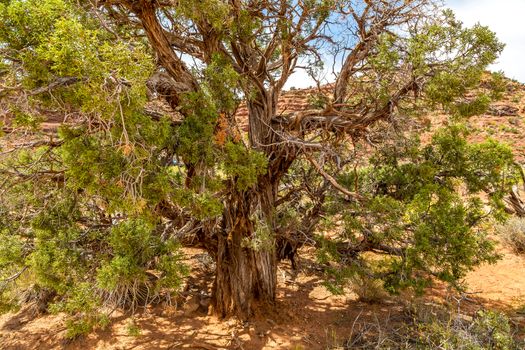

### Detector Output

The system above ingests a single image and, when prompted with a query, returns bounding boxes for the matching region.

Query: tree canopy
[0,0,520,335]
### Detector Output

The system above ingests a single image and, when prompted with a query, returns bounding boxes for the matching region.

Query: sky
[285,0,525,89]
[448,0,525,83]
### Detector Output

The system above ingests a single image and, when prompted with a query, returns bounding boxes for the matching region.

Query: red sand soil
[1,243,525,350]
[465,244,525,308]
[0,247,393,350]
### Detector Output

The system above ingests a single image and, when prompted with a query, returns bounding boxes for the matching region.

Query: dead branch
[306,155,364,201]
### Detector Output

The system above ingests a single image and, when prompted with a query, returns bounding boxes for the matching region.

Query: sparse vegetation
[349,275,387,304]
[328,305,523,349]
[498,217,525,254]
[126,319,142,337]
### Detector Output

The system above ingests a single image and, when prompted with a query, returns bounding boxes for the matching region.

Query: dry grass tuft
[498,217,525,254]
[349,275,387,304]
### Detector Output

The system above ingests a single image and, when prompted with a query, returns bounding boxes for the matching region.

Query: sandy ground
[465,245,525,308]
[0,251,390,350]
[1,242,525,350]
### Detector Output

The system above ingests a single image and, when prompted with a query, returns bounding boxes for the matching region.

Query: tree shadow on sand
[3,250,525,350]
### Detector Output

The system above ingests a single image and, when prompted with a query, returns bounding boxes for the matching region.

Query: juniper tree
[0,0,519,324]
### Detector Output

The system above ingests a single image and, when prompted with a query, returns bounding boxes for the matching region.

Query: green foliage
[173,188,224,220]
[487,71,508,100]
[177,92,218,166]
[203,54,241,113]
[10,108,44,130]
[1,0,153,120]
[0,227,26,312]
[29,195,85,293]
[320,125,517,295]
[415,10,504,117]
[126,319,142,337]
[411,310,520,350]
[331,301,523,349]
[0,0,520,333]
[97,219,156,291]
[455,94,491,118]
[307,92,330,109]
[49,282,109,339]
[96,218,187,299]
[471,310,517,349]
[242,216,274,251]
[222,142,268,191]
[0,0,68,51]
[176,0,231,32]
[0,0,187,324]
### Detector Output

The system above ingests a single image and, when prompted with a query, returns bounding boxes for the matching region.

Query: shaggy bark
[212,92,293,317]
[212,187,277,318]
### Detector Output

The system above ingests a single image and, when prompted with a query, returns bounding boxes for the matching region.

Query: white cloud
[447,0,525,82]
[284,68,320,90]
[284,58,339,90]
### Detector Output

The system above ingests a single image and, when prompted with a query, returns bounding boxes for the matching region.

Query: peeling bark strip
[212,191,277,318]
[213,233,277,318]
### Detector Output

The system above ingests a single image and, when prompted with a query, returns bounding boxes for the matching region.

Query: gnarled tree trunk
[212,189,277,319]
[213,228,277,318]
[212,94,290,318]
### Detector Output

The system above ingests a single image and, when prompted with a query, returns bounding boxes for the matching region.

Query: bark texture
[212,189,277,318]
[211,91,293,317]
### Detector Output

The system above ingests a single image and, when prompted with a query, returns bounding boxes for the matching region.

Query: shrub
[49,283,110,339]
[126,319,142,337]
[413,310,519,350]
[338,304,523,349]
[498,217,525,254]
[349,274,387,304]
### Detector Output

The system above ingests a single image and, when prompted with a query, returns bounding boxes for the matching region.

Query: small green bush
[413,310,519,350]
[48,283,110,339]
[126,319,142,337]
